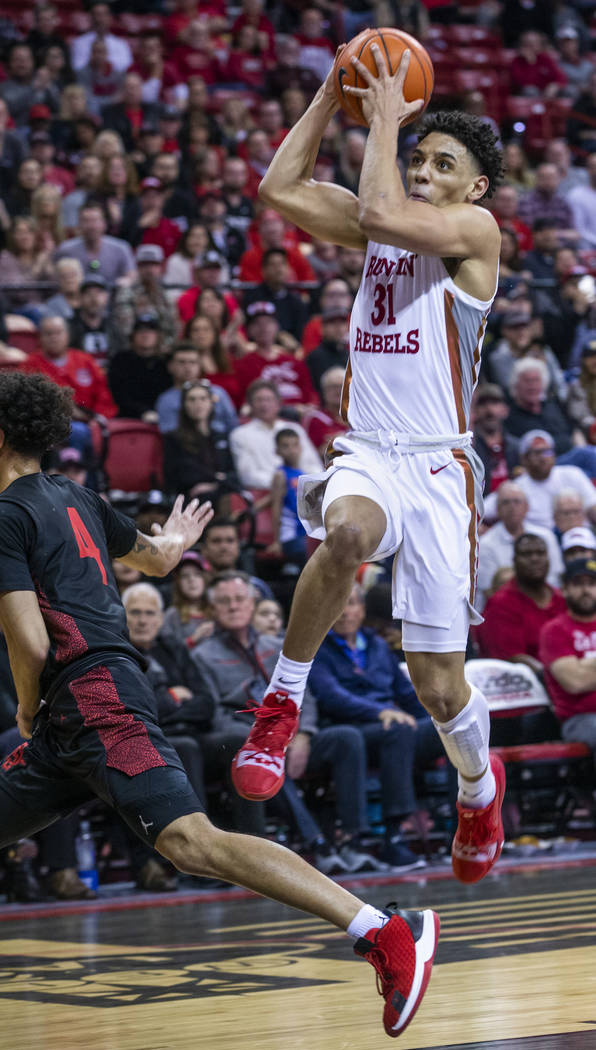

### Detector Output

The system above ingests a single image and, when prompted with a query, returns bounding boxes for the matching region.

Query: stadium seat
[92,419,164,495]
[7,331,40,356]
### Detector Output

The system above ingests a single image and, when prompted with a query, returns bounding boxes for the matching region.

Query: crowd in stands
[1,0,596,900]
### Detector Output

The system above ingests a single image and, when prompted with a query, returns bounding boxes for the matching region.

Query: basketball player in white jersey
[230,46,504,1024]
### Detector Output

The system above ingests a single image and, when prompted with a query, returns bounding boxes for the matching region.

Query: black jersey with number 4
[0,473,141,700]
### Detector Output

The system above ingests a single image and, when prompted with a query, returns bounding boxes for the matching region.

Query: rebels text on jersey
[0,474,140,699]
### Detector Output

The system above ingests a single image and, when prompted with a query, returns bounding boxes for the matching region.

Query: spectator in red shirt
[20,315,117,419]
[256,98,288,151]
[490,183,533,254]
[475,532,567,674]
[540,557,596,751]
[177,250,240,325]
[238,209,315,284]
[235,301,317,411]
[164,0,226,50]
[132,177,182,259]
[28,130,75,197]
[225,25,274,89]
[230,0,275,58]
[302,277,354,356]
[303,365,349,457]
[171,19,222,86]
[510,30,567,98]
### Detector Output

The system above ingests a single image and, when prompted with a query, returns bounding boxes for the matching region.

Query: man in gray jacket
[193,570,387,874]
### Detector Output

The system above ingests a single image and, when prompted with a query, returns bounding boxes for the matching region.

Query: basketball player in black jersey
[0,371,439,1039]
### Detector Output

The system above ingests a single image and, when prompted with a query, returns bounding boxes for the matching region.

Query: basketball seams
[334,27,433,125]
[354,31,374,122]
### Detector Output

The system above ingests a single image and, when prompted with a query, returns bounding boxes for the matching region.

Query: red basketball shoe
[451,753,506,884]
[231,690,300,801]
[354,907,440,1038]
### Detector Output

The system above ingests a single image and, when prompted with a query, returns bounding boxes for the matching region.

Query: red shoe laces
[236,700,296,751]
[366,943,392,998]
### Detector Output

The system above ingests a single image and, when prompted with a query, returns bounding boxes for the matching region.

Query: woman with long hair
[3,158,43,218]
[502,140,536,193]
[163,223,213,296]
[30,183,65,253]
[162,551,214,646]
[184,313,243,406]
[0,216,54,314]
[162,379,238,511]
[96,153,140,237]
[194,286,250,359]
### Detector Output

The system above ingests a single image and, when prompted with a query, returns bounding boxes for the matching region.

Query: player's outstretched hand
[152,494,214,554]
[344,44,424,128]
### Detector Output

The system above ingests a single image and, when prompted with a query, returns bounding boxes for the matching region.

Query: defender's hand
[151,495,214,552]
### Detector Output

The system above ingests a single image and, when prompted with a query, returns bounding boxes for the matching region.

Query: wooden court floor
[1,861,596,1050]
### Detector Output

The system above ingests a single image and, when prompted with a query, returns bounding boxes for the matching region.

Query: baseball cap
[195,249,224,269]
[29,104,52,121]
[133,312,159,330]
[176,550,207,571]
[322,306,349,322]
[519,429,555,456]
[563,265,589,279]
[140,176,163,192]
[57,447,92,472]
[563,557,596,582]
[502,310,532,328]
[475,383,506,404]
[81,273,108,291]
[561,527,596,553]
[140,120,160,135]
[582,336,596,358]
[246,300,276,320]
[136,243,164,264]
[29,130,52,146]
[556,26,579,40]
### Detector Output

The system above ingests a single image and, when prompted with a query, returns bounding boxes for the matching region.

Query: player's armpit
[358,199,500,260]
[260,178,367,250]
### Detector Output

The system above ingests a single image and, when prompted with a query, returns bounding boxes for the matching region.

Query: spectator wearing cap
[472,384,519,494]
[302,366,349,457]
[20,314,117,420]
[177,250,239,325]
[486,310,566,403]
[49,446,93,488]
[510,30,567,99]
[567,154,596,251]
[539,557,596,754]
[162,550,214,648]
[555,27,595,98]
[151,154,198,231]
[234,302,318,411]
[107,313,170,420]
[485,429,596,531]
[505,358,575,456]
[156,341,238,437]
[126,177,181,260]
[101,72,161,153]
[0,98,25,198]
[70,1,133,75]
[477,481,564,611]
[243,247,309,344]
[221,156,255,240]
[55,201,136,286]
[68,273,114,370]
[561,526,596,563]
[162,379,238,511]
[43,257,84,322]
[517,163,577,242]
[195,190,246,270]
[522,219,561,282]
[111,244,177,354]
[306,309,350,397]
[566,336,596,441]
[301,278,354,356]
[230,379,321,490]
[475,532,567,674]
[0,43,55,127]
[61,155,103,235]
[238,209,316,285]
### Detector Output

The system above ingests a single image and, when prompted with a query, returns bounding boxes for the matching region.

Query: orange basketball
[333,27,434,127]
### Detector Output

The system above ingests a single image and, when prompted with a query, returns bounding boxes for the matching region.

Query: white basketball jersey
[342,241,495,437]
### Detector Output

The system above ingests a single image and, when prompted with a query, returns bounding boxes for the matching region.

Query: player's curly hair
[416,111,504,199]
[0,372,73,457]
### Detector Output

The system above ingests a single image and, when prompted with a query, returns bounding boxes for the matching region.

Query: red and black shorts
[0,656,204,849]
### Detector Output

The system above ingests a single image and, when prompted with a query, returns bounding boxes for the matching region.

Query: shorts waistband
[350,429,473,453]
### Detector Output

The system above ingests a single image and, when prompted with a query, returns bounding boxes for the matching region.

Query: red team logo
[2,742,28,772]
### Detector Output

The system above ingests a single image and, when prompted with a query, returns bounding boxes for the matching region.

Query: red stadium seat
[95,419,164,495]
[443,25,502,47]
[506,96,551,154]
[7,331,40,355]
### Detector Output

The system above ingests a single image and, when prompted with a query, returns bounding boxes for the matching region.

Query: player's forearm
[358,115,407,230]
[259,86,337,203]
[8,645,47,714]
[127,532,186,578]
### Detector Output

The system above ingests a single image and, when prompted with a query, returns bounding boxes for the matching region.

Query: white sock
[268,653,313,709]
[433,685,496,809]
[346,904,389,940]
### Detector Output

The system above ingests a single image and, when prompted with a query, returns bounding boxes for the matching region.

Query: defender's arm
[117,496,213,577]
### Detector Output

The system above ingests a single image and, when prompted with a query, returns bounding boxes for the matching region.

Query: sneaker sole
[452,754,506,885]
[388,909,441,1036]
[230,760,285,801]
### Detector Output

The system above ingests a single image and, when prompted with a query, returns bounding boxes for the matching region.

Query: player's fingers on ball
[395,48,411,82]
[343,85,367,96]
[370,42,388,76]
[350,54,374,84]
[150,522,163,534]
